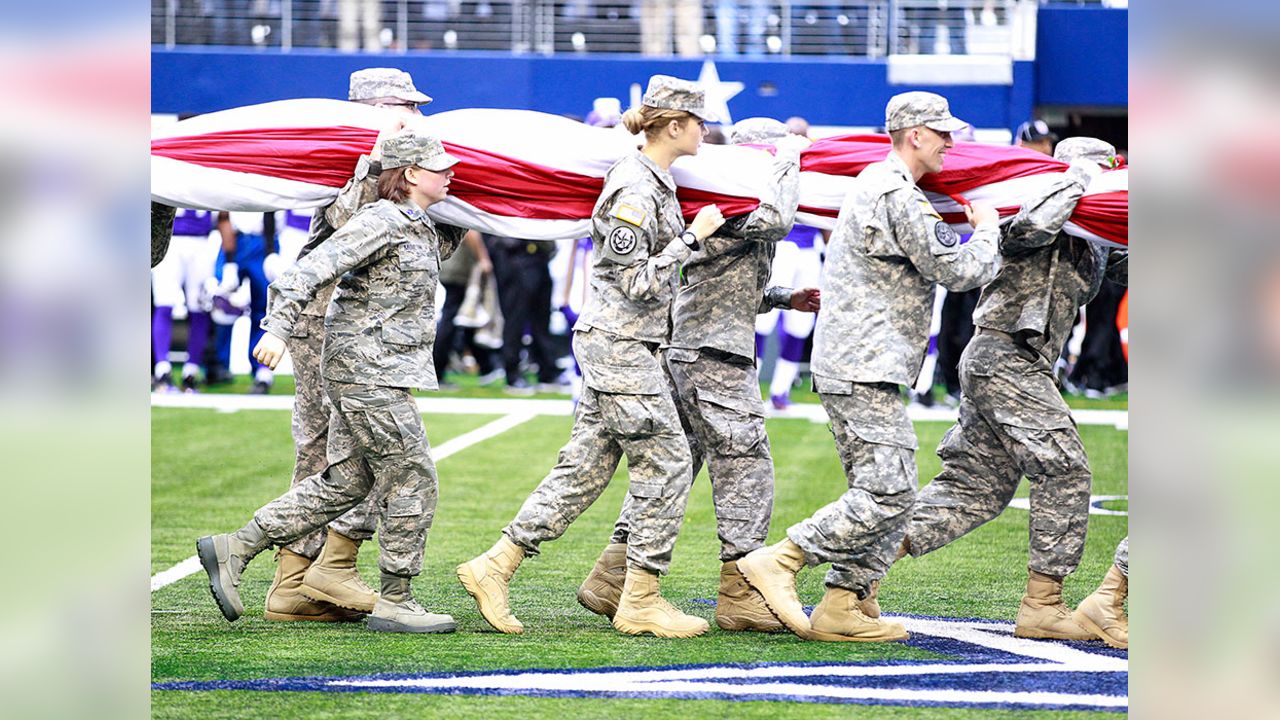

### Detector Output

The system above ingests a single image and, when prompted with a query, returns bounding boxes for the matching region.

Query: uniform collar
[634,150,678,193]
[395,199,429,222]
[883,150,915,184]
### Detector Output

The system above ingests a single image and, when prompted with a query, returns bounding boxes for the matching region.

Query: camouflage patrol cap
[641,75,717,122]
[884,91,968,133]
[1054,137,1119,168]
[728,117,789,145]
[380,132,459,172]
[348,68,432,105]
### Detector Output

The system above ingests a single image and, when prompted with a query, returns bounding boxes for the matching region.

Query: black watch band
[680,230,700,251]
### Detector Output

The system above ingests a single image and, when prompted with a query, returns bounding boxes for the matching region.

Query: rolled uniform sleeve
[435,223,468,262]
[262,212,393,338]
[1001,160,1097,256]
[729,150,801,243]
[324,155,382,230]
[594,190,691,302]
[1105,249,1128,287]
[894,191,1000,292]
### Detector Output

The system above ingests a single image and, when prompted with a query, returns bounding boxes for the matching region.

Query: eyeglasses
[379,101,422,114]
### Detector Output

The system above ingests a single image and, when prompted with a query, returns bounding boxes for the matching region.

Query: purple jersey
[284,210,312,232]
[171,209,213,237]
[783,223,822,249]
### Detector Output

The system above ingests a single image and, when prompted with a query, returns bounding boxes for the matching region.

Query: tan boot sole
[299,583,376,614]
[264,608,362,622]
[805,627,910,642]
[1072,610,1128,649]
[456,563,524,634]
[1013,625,1095,642]
[715,615,785,633]
[576,587,618,619]
[736,557,810,636]
[612,615,709,638]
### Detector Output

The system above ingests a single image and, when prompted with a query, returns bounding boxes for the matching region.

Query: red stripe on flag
[152,126,377,188]
[1071,191,1129,246]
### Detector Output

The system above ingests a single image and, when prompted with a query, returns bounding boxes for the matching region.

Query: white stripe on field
[151,392,1127,429]
[150,411,535,593]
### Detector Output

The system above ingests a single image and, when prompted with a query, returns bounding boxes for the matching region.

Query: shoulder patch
[612,203,647,227]
[608,226,639,256]
[934,221,959,248]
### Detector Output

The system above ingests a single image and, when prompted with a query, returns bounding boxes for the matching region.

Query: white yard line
[150,411,536,593]
[151,392,1127,428]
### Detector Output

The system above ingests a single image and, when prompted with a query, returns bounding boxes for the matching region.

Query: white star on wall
[697,61,744,125]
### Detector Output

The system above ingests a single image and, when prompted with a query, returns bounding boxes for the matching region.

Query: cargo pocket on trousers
[846,422,918,496]
[599,394,663,438]
[696,388,766,457]
[387,494,424,518]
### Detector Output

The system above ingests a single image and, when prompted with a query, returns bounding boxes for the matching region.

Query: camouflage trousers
[906,334,1092,578]
[1114,536,1128,577]
[788,379,918,596]
[255,380,439,577]
[282,313,378,558]
[504,327,694,574]
[611,347,773,562]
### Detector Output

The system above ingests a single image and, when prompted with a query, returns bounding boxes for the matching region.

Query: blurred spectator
[338,0,382,51]
[785,115,809,137]
[1016,119,1058,155]
[756,223,823,409]
[904,1,968,55]
[639,0,703,56]
[716,0,769,56]
[435,230,502,388]
[585,97,623,128]
[151,210,218,393]
[486,234,566,393]
[213,211,277,393]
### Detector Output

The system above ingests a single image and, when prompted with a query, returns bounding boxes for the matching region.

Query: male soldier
[737,91,1002,642]
[261,67,434,623]
[894,137,1127,642]
[575,118,819,633]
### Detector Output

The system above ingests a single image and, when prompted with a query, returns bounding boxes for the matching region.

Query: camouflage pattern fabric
[348,67,431,104]
[884,91,969,133]
[298,155,383,319]
[503,327,695,574]
[787,380,918,596]
[261,198,465,390]
[380,133,459,171]
[255,381,437,577]
[668,149,801,359]
[577,151,691,344]
[612,348,773,561]
[1114,536,1128,577]
[810,151,1000,387]
[641,74,715,122]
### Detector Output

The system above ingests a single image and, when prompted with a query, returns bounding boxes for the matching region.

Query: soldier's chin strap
[152,202,177,268]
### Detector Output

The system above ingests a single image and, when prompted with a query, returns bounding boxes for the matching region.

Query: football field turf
[151,401,1128,718]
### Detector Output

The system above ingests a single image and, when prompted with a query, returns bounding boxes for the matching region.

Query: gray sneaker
[367,597,457,633]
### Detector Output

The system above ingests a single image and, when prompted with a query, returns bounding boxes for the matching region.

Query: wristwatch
[679,230,700,251]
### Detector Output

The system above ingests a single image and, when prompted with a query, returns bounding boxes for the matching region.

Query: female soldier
[196,131,469,634]
[457,75,725,638]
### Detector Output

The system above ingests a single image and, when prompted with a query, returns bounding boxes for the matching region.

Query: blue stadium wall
[152,6,1125,133]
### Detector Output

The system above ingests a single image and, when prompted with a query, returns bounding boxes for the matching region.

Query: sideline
[150,411,536,593]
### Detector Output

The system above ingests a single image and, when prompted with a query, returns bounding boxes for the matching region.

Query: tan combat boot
[367,574,457,633]
[196,519,271,622]
[808,586,909,642]
[300,531,379,613]
[860,580,882,619]
[1072,565,1128,649]
[736,539,811,637]
[265,549,364,622]
[716,561,784,632]
[1014,569,1095,641]
[456,536,526,634]
[577,542,627,619]
[612,566,710,638]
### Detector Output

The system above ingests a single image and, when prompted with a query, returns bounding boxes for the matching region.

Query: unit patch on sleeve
[608,226,639,256]
[934,221,959,248]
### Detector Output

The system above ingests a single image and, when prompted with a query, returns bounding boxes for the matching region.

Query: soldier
[894,137,1128,642]
[737,91,1002,642]
[574,117,818,633]
[261,68,434,624]
[196,131,468,634]
[1076,536,1128,649]
[456,75,726,638]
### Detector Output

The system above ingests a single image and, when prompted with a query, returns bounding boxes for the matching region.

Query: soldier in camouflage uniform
[197,131,469,634]
[457,75,726,639]
[897,137,1128,642]
[738,92,1003,642]
[575,118,818,634]
[264,67,437,624]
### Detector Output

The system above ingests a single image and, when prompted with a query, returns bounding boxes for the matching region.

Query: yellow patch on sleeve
[612,203,647,227]
[918,197,943,221]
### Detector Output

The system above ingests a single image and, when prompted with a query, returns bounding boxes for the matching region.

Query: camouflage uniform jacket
[262,198,465,390]
[577,150,692,344]
[669,151,801,360]
[811,151,1002,386]
[299,155,383,318]
[975,163,1129,363]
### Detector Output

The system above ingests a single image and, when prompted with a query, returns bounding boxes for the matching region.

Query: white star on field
[697,60,744,126]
